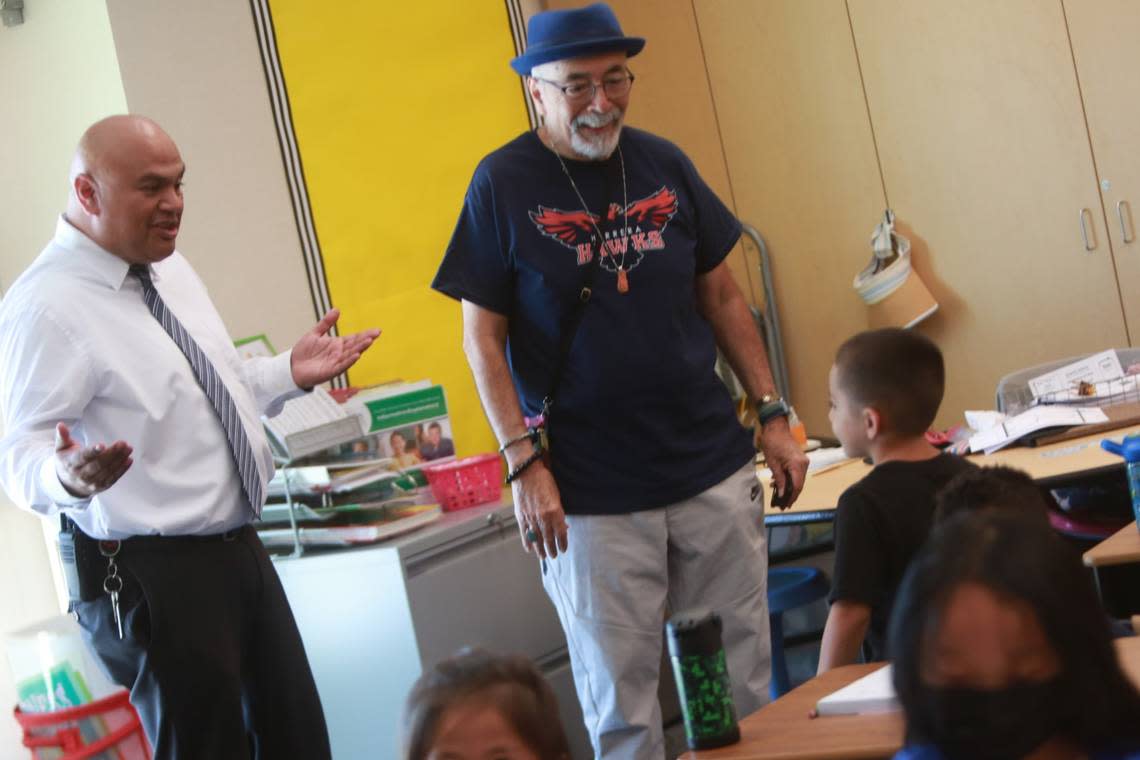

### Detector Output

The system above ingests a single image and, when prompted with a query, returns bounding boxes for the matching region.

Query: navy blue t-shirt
[432,128,754,515]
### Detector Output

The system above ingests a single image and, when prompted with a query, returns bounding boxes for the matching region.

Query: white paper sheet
[968,406,1108,454]
[815,664,900,716]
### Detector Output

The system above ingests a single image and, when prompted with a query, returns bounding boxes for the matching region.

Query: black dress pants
[73,525,331,760]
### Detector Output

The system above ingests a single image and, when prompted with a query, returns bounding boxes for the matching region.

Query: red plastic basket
[14,689,151,759]
[422,453,503,512]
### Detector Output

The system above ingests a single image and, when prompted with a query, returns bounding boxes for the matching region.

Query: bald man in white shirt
[0,115,379,759]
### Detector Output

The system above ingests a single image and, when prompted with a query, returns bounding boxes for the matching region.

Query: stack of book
[260,381,458,549]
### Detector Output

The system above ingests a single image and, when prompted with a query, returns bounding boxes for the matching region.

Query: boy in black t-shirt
[817,329,975,673]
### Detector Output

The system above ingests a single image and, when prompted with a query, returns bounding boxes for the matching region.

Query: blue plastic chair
[767,566,831,699]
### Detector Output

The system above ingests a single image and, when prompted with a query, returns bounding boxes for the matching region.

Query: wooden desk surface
[763,424,1140,524]
[681,663,901,760]
[683,637,1140,760]
[1083,521,1140,567]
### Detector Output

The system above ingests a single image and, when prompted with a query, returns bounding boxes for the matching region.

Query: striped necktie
[129,264,263,517]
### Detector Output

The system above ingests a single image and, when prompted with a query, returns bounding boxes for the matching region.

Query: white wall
[0,1,128,755]
[0,1,318,755]
[105,0,316,349]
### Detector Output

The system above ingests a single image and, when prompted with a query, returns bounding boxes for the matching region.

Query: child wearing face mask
[889,510,1140,760]
[402,648,571,760]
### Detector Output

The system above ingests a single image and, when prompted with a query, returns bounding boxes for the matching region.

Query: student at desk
[891,511,1140,760]
[934,464,1053,524]
[818,329,975,673]
[402,648,570,760]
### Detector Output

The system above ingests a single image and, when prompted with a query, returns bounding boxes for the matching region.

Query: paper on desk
[964,409,1005,433]
[815,664,899,716]
[968,406,1108,454]
[807,447,855,471]
[756,446,853,482]
[1028,349,1123,399]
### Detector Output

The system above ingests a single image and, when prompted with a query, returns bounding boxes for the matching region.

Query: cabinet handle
[1080,208,1097,251]
[1118,200,1135,244]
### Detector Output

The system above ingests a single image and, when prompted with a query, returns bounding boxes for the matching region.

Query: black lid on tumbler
[666,609,724,658]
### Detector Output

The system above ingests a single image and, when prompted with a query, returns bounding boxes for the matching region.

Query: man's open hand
[291,309,381,389]
[54,423,133,498]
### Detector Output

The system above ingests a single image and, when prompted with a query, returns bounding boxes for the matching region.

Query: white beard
[570,110,623,160]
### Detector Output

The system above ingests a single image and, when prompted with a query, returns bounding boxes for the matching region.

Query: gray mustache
[573,111,621,129]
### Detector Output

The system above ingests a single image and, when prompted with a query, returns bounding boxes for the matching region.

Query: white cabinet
[272,502,593,759]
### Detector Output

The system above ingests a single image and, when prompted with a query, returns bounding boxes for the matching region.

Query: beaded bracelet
[505,449,545,484]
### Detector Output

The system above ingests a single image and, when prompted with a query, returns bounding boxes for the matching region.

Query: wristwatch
[756,393,790,426]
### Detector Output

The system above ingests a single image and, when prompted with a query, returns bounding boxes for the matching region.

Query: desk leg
[769,611,790,700]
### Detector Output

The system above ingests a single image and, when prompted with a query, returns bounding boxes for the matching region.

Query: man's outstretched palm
[291,308,381,388]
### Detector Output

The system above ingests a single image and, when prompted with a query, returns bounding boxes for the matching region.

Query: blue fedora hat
[510,3,645,76]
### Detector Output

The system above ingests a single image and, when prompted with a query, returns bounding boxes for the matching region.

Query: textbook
[264,382,457,467]
[257,503,442,548]
[263,388,363,460]
[306,382,458,470]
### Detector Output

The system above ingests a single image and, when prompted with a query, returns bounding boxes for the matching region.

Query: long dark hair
[889,510,1140,748]
[402,648,570,760]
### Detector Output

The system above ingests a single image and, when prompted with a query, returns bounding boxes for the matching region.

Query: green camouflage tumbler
[666,609,741,750]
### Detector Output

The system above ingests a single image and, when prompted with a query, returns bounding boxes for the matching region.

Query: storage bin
[422,453,503,511]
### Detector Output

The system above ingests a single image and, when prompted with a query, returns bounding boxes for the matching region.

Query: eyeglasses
[532,70,635,104]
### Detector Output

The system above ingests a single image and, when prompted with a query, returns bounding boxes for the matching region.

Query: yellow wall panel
[268,0,529,456]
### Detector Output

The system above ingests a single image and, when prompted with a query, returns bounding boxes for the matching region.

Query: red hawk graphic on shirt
[529,187,678,270]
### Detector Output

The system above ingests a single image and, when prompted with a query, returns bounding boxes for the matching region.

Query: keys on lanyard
[98,540,124,640]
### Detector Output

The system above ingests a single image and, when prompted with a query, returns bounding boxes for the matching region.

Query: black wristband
[505,450,544,484]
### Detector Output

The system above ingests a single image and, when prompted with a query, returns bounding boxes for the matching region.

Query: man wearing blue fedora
[433,4,808,757]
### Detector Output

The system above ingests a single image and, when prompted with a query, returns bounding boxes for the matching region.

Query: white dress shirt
[0,217,302,539]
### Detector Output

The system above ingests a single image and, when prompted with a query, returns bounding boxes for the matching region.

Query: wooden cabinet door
[695,0,888,431]
[1065,0,1140,344]
[849,0,1128,425]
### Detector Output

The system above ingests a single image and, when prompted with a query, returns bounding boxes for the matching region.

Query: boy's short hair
[834,328,944,436]
[934,465,1054,524]
[402,648,569,760]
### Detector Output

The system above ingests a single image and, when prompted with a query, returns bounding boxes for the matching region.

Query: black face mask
[910,678,1063,760]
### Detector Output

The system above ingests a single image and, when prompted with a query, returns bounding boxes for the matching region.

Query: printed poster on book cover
[315,384,456,470]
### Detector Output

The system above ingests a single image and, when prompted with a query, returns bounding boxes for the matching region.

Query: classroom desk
[1083,521,1140,568]
[681,662,900,760]
[763,424,1140,526]
[682,637,1140,760]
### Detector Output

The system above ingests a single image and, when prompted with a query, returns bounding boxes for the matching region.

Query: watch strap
[756,397,790,425]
